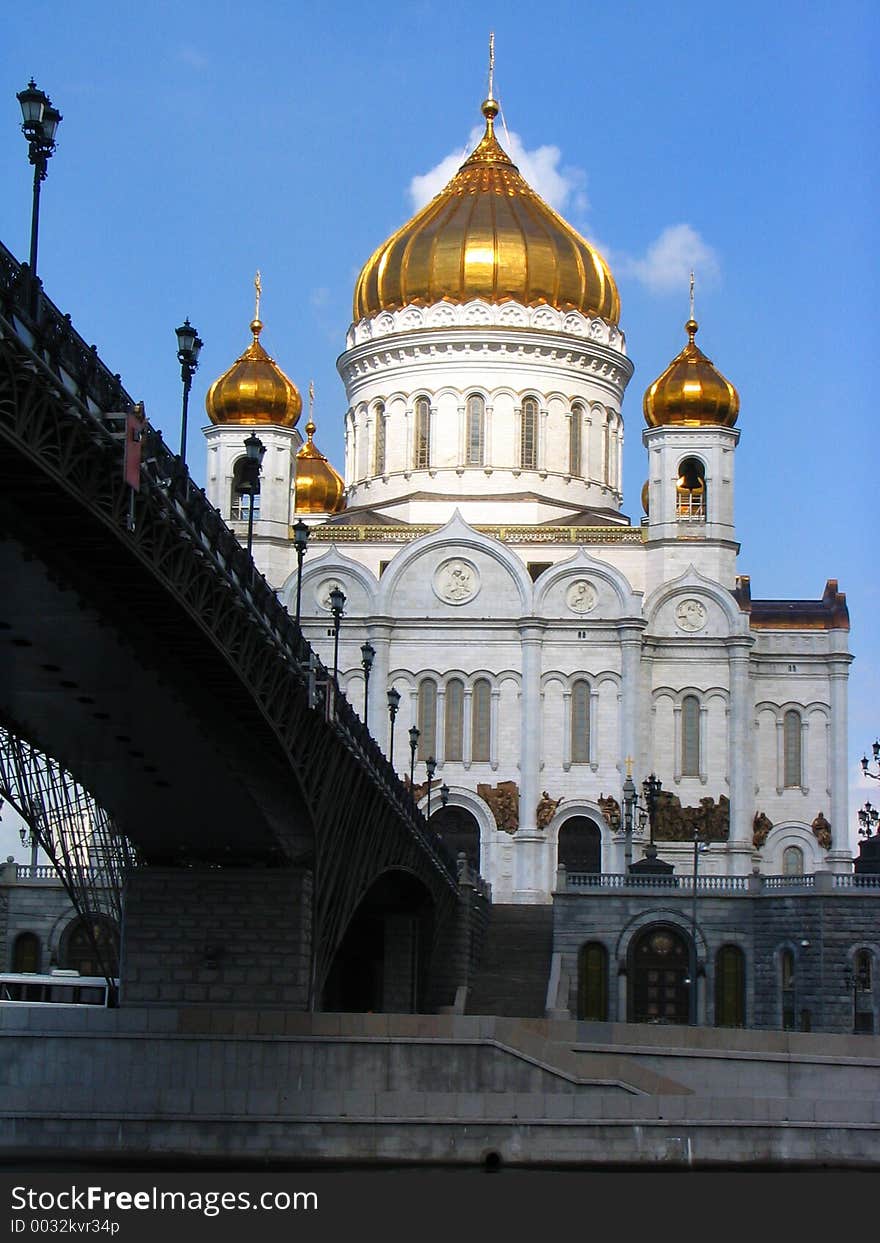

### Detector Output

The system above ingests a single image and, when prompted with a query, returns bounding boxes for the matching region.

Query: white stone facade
[202,300,853,902]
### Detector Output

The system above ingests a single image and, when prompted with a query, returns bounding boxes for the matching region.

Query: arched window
[13,932,40,973]
[417,679,437,760]
[63,917,119,978]
[445,678,464,763]
[681,695,700,776]
[676,457,706,520]
[856,949,873,992]
[472,679,491,763]
[571,680,591,764]
[603,415,612,485]
[854,950,874,1034]
[557,817,602,874]
[430,805,480,871]
[783,709,802,787]
[569,403,583,476]
[715,944,745,1028]
[373,402,386,475]
[578,942,608,1021]
[781,948,796,1030]
[465,394,485,466]
[520,397,538,469]
[414,397,431,469]
[782,845,804,876]
[230,457,260,521]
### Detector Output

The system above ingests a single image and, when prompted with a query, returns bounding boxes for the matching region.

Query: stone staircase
[466,903,554,1017]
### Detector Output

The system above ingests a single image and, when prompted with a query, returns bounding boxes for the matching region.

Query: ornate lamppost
[426,755,437,820]
[16,79,62,294]
[387,688,401,768]
[175,319,203,466]
[628,771,673,876]
[861,741,880,782]
[408,725,420,787]
[859,801,878,837]
[239,433,265,558]
[360,641,375,729]
[329,586,345,685]
[292,519,309,628]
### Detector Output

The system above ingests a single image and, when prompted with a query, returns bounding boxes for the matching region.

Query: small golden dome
[643,319,739,428]
[353,98,619,323]
[293,418,346,515]
[205,317,302,427]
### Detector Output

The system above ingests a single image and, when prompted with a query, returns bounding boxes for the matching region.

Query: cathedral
[202,88,853,912]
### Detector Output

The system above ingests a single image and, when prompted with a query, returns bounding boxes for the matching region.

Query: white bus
[0,970,117,1007]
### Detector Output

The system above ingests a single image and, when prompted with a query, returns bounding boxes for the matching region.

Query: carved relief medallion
[434,558,479,605]
[674,598,707,632]
[566,580,597,614]
[316,579,344,611]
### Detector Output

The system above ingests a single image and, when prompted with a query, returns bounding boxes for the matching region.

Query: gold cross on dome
[689,270,695,320]
[308,380,315,418]
[254,270,262,321]
[488,31,495,100]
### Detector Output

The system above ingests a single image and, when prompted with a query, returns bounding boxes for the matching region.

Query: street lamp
[239,433,265,559]
[426,755,437,820]
[360,641,375,729]
[628,770,674,876]
[689,825,709,1021]
[17,79,62,293]
[175,318,203,466]
[293,519,309,628]
[622,766,636,872]
[861,741,880,782]
[408,725,420,787]
[387,688,401,767]
[329,586,345,685]
[858,801,879,837]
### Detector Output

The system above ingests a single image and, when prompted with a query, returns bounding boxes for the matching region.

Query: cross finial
[487,31,495,100]
[254,270,262,322]
[689,270,695,321]
[625,755,634,778]
[308,379,315,418]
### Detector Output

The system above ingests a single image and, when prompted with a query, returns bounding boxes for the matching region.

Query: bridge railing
[0,239,458,886]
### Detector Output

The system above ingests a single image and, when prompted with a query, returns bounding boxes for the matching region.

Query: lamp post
[360,641,375,729]
[426,755,437,820]
[858,801,879,837]
[19,824,39,873]
[293,519,309,628]
[329,586,345,685]
[861,741,880,782]
[17,79,62,294]
[622,767,636,872]
[387,688,401,767]
[688,824,709,1023]
[628,771,674,876]
[240,433,265,558]
[175,319,203,466]
[408,725,420,787]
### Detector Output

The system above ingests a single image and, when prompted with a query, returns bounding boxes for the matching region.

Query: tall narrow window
[465,394,485,466]
[783,709,802,787]
[521,397,538,469]
[781,949,796,1030]
[373,402,386,475]
[715,945,745,1027]
[577,942,608,1021]
[571,680,590,764]
[681,695,700,776]
[445,678,464,762]
[855,950,874,1034]
[782,845,804,876]
[414,397,430,469]
[471,678,491,763]
[603,415,611,485]
[13,932,40,973]
[569,403,583,476]
[417,679,437,760]
[230,457,259,521]
[676,457,706,519]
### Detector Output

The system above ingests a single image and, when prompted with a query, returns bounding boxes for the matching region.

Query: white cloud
[623,224,720,294]
[408,124,590,218]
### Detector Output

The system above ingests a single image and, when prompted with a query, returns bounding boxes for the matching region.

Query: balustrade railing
[0,239,458,887]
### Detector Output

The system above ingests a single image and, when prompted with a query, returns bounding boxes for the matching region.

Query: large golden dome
[353,98,619,324]
[643,319,739,428]
[205,317,302,427]
[293,417,346,515]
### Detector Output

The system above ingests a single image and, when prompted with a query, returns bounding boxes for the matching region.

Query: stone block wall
[121,866,312,1009]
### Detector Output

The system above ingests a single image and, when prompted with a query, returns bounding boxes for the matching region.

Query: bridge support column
[121,866,312,1009]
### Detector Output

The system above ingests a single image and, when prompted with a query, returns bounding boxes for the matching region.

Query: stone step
[466,903,554,1018]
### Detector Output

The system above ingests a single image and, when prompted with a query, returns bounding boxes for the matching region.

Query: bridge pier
[121,867,313,1009]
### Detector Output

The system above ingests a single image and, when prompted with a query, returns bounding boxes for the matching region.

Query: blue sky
[1,1,877,857]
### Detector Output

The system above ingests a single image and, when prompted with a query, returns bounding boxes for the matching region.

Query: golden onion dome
[644,319,739,428]
[205,317,302,427]
[353,98,619,323]
[293,418,346,515]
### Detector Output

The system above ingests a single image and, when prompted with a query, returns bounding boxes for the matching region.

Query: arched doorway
[62,916,119,977]
[429,805,480,871]
[557,816,602,874]
[321,870,435,1014]
[629,924,690,1024]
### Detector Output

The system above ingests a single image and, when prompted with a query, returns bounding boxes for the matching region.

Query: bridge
[0,242,470,1010]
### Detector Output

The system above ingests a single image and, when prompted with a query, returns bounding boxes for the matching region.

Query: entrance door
[630,925,690,1024]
